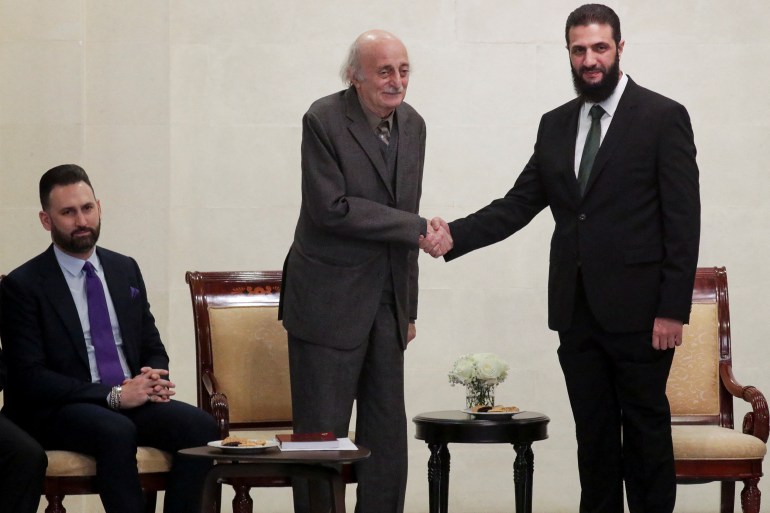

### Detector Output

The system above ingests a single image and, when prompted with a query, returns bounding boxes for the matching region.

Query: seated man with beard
[0,164,220,513]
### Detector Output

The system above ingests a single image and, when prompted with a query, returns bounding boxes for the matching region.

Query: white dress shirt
[53,245,131,383]
[574,72,629,177]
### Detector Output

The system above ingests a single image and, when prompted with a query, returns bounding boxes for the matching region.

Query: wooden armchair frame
[669,266,768,513]
[185,270,355,513]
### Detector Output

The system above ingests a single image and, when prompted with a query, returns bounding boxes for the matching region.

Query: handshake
[419,217,453,258]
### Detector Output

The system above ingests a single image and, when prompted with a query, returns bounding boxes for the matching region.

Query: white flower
[448,353,509,387]
[449,355,476,384]
[475,352,509,384]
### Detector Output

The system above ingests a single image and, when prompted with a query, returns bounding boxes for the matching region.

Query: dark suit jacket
[280,86,427,349]
[446,78,701,333]
[0,349,6,393]
[0,245,168,433]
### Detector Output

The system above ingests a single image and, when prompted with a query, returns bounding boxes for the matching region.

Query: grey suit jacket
[280,86,427,349]
[446,77,701,333]
[0,245,168,433]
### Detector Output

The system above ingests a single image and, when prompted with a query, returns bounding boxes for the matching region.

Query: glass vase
[465,382,496,409]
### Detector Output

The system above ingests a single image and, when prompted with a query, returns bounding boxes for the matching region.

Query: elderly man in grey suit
[279,30,449,513]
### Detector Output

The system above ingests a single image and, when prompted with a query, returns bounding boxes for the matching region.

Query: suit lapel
[559,100,583,204]
[39,246,90,369]
[344,87,396,201]
[583,78,640,197]
[394,106,411,207]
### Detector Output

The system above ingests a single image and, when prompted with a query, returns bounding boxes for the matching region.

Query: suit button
[578,213,587,221]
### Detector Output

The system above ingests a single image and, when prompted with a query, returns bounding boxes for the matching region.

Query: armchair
[185,270,355,513]
[668,266,768,513]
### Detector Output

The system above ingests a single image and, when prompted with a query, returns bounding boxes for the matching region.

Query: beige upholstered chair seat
[46,448,173,477]
[672,426,767,460]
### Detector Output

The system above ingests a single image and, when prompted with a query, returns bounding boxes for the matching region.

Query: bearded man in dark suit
[426,5,701,513]
[0,164,219,513]
[280,29,448,513]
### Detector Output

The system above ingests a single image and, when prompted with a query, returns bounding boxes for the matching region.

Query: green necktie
[577,104,605,196]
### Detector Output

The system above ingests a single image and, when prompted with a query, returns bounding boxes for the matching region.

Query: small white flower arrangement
[448,352,510,387]
[448,353,510,408]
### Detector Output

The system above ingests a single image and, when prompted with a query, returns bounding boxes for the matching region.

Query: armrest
[201,368,220,397]
[201,369,230,438]
[210,392,230,439]
[720,363,769,443]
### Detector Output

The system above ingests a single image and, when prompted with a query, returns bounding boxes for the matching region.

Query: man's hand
[419,217,453,257]
[119,367,176,408]
[652,317,684,350]
[407,322,416,344]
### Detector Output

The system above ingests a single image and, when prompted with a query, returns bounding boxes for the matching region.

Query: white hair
[339,30,403,85]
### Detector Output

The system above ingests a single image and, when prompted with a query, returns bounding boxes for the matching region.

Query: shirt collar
[53,244,102,277]
[357,93,395,133]
[581,72,629,119]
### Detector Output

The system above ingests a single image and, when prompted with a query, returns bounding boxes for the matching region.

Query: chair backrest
[667,267,734,428]
[185,271,292,431]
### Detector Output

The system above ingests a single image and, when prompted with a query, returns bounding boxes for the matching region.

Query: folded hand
[119,367,176,408]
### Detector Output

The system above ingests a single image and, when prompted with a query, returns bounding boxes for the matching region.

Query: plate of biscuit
[463,405,521,419]
[208,436,279,454]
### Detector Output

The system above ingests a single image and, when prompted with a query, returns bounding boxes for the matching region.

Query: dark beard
[571,53,621,103]
[51,221,101,255]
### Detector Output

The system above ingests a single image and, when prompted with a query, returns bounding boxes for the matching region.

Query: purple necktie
[83,261,124,386]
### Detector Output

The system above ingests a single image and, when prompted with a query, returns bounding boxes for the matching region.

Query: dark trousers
[0,413,46,513]
[558,277,676,513]
[288,302,408,513]
[39,400,219,513]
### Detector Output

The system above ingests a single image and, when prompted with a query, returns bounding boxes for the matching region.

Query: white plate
[462,408,520,419]
[207,439,279,454]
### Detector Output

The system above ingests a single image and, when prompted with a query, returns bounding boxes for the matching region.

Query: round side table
[413,410,549,513]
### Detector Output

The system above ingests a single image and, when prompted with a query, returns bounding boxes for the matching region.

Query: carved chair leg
[720,481,736,513]
[44,494,66,513]
[740,478,761,513]
[232,484,253,513]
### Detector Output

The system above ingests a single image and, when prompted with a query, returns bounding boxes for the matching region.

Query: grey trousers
[288,302,408,513]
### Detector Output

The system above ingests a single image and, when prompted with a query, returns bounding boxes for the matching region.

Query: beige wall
[1,1,768,512]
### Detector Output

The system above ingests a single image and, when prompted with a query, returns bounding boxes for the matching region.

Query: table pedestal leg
[232,484,253,513]
[427,443,450,513]
[200,463,348,513]
[512,444,534,513]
